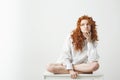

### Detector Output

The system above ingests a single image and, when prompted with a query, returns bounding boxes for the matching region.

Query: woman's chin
[82,31,88,33]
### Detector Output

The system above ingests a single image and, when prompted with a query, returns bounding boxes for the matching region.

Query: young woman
[47,15,99,79]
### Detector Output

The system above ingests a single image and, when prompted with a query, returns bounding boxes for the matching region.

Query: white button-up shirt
[56,35,99,70]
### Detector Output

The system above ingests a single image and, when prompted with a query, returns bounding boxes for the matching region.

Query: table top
[44,71,104,77]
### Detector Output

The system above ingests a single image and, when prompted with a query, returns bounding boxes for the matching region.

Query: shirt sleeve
[87,42,99,63]
[62,36,73,70]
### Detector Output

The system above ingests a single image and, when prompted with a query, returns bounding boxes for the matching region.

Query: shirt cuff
[66,63,73,70]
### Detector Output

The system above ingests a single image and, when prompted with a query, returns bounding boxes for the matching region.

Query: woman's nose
[84,25,88,28]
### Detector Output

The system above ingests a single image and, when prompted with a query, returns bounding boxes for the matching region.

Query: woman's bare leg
[73,62,99,73]
[47,63,69,74]
[47,62,99,74]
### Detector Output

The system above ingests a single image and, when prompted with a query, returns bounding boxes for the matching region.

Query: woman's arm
[62,36,73,70]
[73,42,99,72]
[73,61,99,72]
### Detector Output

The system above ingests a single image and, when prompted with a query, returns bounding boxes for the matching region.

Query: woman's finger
[72,73,77,79]
[71,74,75,79]
[72,74,75,79]
[71,74,73,79]
[74,74,77,78]
[75,73,78,78]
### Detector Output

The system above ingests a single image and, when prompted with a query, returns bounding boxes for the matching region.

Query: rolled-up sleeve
[62,36,73,70]
[87,42,99,63]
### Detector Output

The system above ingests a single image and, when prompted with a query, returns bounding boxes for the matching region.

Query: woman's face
[80,19,91,33]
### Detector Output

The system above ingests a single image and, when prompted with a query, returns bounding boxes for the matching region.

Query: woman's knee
[90,62,99,71]
[46,63,56,73]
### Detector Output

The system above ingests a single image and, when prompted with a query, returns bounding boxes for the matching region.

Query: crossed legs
[47,62,99,74]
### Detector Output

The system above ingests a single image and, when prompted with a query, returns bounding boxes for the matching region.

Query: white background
[0,0,120,80]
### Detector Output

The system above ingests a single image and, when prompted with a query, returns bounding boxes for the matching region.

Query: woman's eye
[87,23,91,26]
[81,24,84,26]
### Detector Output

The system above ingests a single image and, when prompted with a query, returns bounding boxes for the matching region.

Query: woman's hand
[83,32,91,42]
[69,70,78,79]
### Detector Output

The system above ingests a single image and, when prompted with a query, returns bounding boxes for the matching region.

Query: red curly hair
[71,15,98,51]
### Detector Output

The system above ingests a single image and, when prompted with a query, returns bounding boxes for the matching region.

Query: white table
[43,71,104,80]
